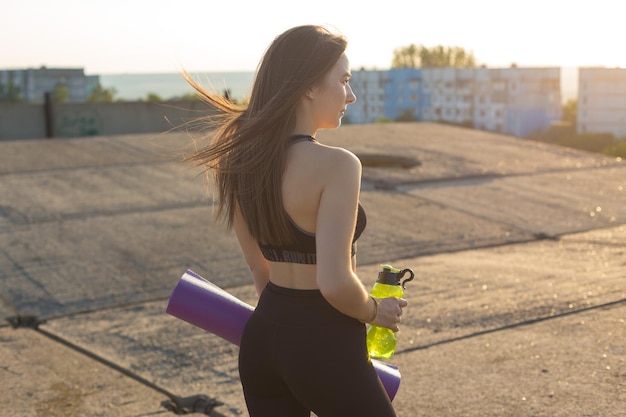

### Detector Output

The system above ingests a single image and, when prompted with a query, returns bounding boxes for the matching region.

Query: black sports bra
[257,134,367,265]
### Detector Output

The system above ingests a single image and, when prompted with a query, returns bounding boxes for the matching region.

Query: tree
[602,140,626,158]
[527,99,626,157]
[175,92,200,101]
[562,98,577,125]
[52,84,69,103]
[145,92,163,102]
[392,44,477,68]
[0,81,23,102]
[88,83,117,102]
[391,44,420,68]
[395,109,417,122]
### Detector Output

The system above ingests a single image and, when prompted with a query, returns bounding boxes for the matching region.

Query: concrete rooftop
[0,122,624,416]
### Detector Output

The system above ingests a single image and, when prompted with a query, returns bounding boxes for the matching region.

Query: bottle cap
[377,264,415,288]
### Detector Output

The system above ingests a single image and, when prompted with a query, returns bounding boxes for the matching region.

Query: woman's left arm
[233,207,270,296]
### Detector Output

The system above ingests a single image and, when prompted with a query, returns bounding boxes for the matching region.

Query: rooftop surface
[1,122,624,416]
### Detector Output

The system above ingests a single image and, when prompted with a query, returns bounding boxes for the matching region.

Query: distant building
[577,68,626,138]
[349,67,562,137]
[490,67,561,137]
[346,70,386,124]
[423,67,475,126]
[383,68,424,122]
[0,67,99,103]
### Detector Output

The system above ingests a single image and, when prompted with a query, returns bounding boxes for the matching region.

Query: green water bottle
[366,264,415,359]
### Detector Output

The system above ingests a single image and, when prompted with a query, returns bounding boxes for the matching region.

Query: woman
[183,25,407,417]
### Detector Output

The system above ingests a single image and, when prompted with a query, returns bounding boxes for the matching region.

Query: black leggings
[238,281,396,417]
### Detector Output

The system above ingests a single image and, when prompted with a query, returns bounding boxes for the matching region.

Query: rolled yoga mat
[166,269,402,401]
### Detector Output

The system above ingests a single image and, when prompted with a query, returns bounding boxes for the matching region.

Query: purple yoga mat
[166,269,402,401]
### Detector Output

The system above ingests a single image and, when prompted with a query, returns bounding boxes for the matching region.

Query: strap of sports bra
[289,134,316,144]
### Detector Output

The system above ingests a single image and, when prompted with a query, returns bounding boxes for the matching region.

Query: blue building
[382,68,424,121]
[348,67,562,138]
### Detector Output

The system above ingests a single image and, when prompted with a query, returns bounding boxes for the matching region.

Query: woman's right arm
[315,148,406,330]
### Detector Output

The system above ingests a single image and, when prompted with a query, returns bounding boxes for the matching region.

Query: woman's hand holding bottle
[371,297,408,332]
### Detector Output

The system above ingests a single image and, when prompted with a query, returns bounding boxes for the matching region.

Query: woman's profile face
[310,53,357,130]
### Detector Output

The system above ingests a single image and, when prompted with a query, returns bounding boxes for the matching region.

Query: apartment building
[578,68,626,138]
[349,67,562,137]
[381,68,424,122]
[346,69,387,124]
[0,67,99,103]
[423,67,474,126]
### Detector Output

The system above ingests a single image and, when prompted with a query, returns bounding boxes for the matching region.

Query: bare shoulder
[313,143,362,179]
[286,140,362,196]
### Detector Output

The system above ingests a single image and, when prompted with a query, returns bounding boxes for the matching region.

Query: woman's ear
[305,85,319,100]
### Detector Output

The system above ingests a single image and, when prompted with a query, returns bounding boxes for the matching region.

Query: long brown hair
[182,25,347,245]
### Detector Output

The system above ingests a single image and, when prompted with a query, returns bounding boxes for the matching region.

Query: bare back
[270,139,358,289]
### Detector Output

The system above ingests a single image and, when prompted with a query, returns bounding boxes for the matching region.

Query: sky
[1,0,624,75]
